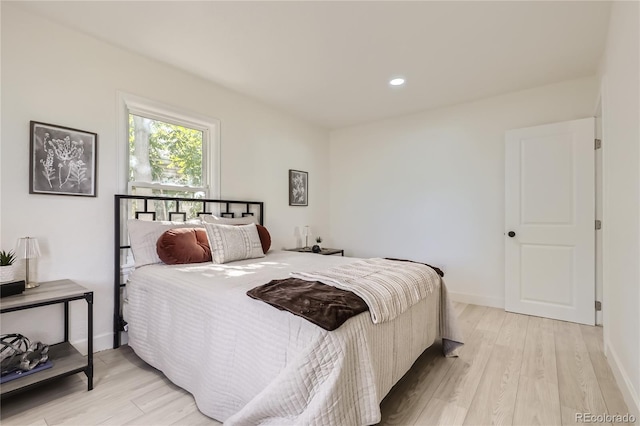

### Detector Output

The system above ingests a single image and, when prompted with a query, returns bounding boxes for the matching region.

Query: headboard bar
[113,194,264,348]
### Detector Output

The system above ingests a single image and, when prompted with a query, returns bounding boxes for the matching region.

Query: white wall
[0,4,331,353]
[329,77,598,308]
[599,1,640,416]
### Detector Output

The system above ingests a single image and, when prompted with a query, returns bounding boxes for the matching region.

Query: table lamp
[16,237,41,288]
[303,226,310,249]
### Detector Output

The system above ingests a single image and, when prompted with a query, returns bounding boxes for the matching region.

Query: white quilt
[126,251,448,425]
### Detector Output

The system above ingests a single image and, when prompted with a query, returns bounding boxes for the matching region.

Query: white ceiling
[14,1,611,129]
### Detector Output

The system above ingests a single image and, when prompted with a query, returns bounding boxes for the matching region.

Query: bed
[113,194,462,425]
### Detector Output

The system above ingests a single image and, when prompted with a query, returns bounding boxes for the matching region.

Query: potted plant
[0,250,17,282]
[315,237,323,249]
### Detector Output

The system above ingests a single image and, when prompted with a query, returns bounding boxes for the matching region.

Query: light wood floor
[0,303,629,425]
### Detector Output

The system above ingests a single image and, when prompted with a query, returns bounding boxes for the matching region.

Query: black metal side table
[0,279,93,398]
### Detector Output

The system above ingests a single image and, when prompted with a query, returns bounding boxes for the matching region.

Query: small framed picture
[30,121,98,197]
[289,169,308,206]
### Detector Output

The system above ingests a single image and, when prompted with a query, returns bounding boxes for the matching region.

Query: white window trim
[117,91,221,198]
[127,181,208,196]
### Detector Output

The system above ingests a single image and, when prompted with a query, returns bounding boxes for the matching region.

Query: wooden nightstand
[0,279,93,398]
[286,247,344,256]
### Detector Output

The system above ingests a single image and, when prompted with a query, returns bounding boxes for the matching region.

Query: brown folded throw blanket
[247,278,369,331]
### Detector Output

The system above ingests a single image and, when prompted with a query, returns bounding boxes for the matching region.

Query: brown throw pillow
[157,228,212,265]
[256,224,271,254]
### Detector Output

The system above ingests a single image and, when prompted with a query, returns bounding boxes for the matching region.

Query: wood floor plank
[0,375,86,424]
[514,376,562,426]
[414,308,505,425]
[494,312,529,348]
[43,373,169,425]
[131,378,189,413]
[380,304,487,425]
[452,301,468,317]
[513,316,562,426]
[519,317,558,383]
[554,320,609,426]
[475,307,508,334]
[1,414,49,426]
[378,343,456,425]
[171,408,223,425]
[413,396,468,426]
[580,325,630,420]
[464,313,528,425]
[96,401,145,425]
[458,304,490,334]
[379,303,484,425]
[124,392,201,426]
[20,348,170,426]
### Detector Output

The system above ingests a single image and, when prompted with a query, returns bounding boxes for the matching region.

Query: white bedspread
[125,251,449,425]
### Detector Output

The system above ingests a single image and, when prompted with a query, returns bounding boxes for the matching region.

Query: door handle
[508,231,516,238]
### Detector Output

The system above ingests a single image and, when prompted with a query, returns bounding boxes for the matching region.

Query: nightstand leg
[64,302,69,342]
[85,292,94,391]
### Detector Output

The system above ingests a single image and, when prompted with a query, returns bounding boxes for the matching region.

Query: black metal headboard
[113,194,264,348]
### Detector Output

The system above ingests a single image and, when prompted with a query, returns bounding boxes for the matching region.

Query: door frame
[595,98,604,326]
[594,77,608,332]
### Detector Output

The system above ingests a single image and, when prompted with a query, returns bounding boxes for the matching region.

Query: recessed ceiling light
[389,77,405,86]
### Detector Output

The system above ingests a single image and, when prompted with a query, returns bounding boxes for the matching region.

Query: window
[129,114,205,197]
[119,93,220,199]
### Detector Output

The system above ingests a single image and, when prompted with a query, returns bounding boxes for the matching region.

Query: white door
[505,118,595,325]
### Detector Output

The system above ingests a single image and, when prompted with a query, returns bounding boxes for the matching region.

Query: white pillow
[201,215,257,225]
[204,222,265,264]
[127,219,203,267]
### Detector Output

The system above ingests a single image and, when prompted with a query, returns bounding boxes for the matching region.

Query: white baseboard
[70,332,114,356]
[605,339,640,418]
[448,291,504,309]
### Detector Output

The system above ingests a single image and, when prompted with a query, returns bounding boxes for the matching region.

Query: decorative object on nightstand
[15,237,41,289]
[0,280,25,298]
[315,236,323,249]
[303,225,310,248]
[0,250,17,283]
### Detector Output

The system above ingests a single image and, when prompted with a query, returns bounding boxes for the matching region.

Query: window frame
[117,92,220,198]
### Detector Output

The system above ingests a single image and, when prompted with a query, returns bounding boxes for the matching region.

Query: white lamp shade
[15,237,41,259]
